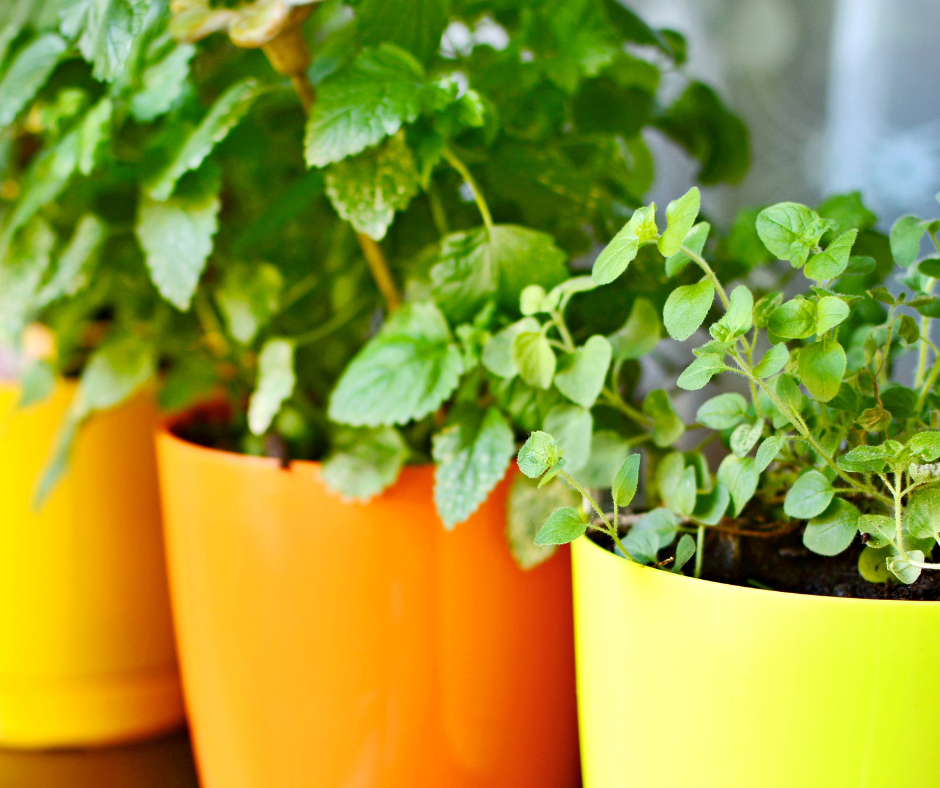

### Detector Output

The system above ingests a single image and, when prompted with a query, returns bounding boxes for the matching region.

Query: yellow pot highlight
[0,381,183,748]
[572,535,940,788]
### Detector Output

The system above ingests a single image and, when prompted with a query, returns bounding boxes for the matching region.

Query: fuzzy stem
[681,245,731,310]
[601,387,654,428]
[560,471,636,562]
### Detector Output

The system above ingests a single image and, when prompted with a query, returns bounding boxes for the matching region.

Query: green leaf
[215,262,283,344]
[898,314,920,346]
[608,297,660,361]
[664,221,709,277]
[544,404,593,474]
[672,534,696,573]
[520,285,546,316]
[247,339,295,436]
[506,475,578,570]
[663,278,715,341]
[0,33,67,130]
[803,499,859,556]
[643,388,685,447]
[805,229,857,281]
[540,276,598,314]
[60,0,148,82]
[858,514,896,549]
[798,339,846,403]
[671,465,697,516]
[591,203,656,284]
[756,202,837,268]
[753,291,783,329]
[136,169,221,310]
[710,284,752,341]
[305,44,428,168]
[753,344,789,378]
[329,301,463,427]
[535,507,587,546]
[148,78,261,201]
[432,405,515,529]
[517,430,561,479]
[837,444,892,474]
[784,470,833,519]
[730,421,762,458]
[677,353,724,390]
[905,488,940,539]
[357,0,449,65]
[431,225,567,322]
[755,435,784,473]
[775,373,804,420]
[77,96,112,176]
[696,392,747,430]
[888,551,924,585]
[717,455,758,516]
[692,483,729,526]
[18,359,55,409]
[482,318,539,379]
[858,545,892,583]
[554,335,612,408]
[907,432,940,462]
[815,296,850,334]
[658,187,701,257]
[768,297,816,339]
[890,215,930,268]
[611,453,642,509]
[130,38,195,122]
[325,132,420,240]
[513,332,556,390]
[569,431,631,489]
[321,426,408,502]
[36,213,105,307]
[0,219,54,344]
[842,256,876,277]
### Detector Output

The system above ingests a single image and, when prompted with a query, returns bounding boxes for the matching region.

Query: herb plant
[518,188,940,587]
[0,1,749,564]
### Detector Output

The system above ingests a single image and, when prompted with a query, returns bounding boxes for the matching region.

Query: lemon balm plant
[518,186,940,589]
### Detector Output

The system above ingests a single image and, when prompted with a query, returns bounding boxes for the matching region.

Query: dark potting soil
[595,528,940,601]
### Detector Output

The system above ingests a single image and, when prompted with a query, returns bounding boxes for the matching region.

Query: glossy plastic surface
[0,382,183,747]
[572,535,940,788]
[157,424,579,788]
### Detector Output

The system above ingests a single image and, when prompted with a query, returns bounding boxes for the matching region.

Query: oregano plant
[518,186,940,587]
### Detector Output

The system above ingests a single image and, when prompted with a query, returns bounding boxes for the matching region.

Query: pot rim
[575,532,940,608]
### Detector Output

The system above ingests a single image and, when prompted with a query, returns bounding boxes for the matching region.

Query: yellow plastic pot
[572,535,940,788]
[0,381,184,748]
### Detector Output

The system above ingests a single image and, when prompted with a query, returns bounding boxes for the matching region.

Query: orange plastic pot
[156,419,579,788]
[0,381,184,748]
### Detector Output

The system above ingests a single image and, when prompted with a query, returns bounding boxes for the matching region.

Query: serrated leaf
[321,426,407,502]
[130,37,195,122]
[663,278,714,341]
[805,229,857,281]
[554,335,611,408]
[730,420,762,457]
[803,499,859,556]
[535,507,588,546]
[60,0,148,82]
[612,453,641,507]
[148,78,261,201]
[0,33,67,130]
[643,388,685,447]
[753,344,789,378]
[506,475,578,570]
[717,455,758,516]
[247,339,295,435]
[77,96,113,176]
[432,405,515,529]
[677,353,724,390]
[305,44,428,167]
[756,202,836,268]
[608,297,660,361]
[329,301,464,427]
[37,213,106,306]
[544,404,592,474]
[664,220,709,277]
[215,262,283,344]
[784,470,833,518]
[658,187,700,257]
[136,169,221,310]
[697,393,747,430]
[799,339,846,403]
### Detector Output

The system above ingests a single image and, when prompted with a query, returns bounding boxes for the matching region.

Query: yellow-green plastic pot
[572,535,940,788]
[0,380,183,748]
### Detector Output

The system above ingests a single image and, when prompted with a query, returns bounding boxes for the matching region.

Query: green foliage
[321,426,408,502]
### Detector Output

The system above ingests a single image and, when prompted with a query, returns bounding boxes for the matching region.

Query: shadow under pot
[0,381,184,748]
[572,535,940,788]
[155,414,579,788]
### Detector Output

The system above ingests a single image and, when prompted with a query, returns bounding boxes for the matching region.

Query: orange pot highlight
[157,420,579,788]
[0,381,183,748]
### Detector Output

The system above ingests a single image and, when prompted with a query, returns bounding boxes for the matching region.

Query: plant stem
[552,310,576,352]
[442,147,494,234]
[601,387,654,427]
[681,245,731,310]
[916,354,940,413]
[427,181,450,236]
[561,471,636,562]
[694,523,705,579]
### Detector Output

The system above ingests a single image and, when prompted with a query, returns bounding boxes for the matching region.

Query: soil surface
[595,529,940,600]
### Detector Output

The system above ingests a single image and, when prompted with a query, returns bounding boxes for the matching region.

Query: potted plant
[517,187,940,787]
[0,1,194,746]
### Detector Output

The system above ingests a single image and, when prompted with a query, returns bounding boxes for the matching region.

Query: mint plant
[0,1,749,561]
[518,187,940,587]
